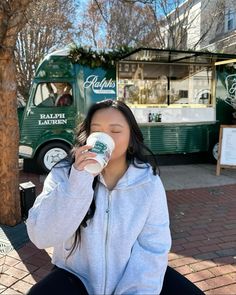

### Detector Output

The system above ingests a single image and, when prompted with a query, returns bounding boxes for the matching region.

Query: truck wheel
[209,142,219,163]
[37,142,71,173]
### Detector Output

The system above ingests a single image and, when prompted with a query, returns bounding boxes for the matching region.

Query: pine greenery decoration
[68,44,133,68]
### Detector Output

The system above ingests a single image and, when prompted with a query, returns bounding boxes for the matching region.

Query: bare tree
[78,0,227,51]
[15,0,78,100]
[78,1,104,48]
[0,0,33,225]
[106,1,157,48]
[78,0,160,49]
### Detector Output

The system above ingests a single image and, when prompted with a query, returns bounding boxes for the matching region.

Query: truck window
[118,63,212,105]
[34,82,73,107]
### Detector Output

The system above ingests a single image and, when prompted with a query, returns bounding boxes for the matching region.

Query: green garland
[68,44,133,68]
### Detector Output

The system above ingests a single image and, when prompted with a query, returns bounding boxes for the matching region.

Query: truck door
[19,81,76,172]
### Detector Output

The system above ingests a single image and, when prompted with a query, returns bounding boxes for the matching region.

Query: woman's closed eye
[111,130,122,133]
[90,129,122,134]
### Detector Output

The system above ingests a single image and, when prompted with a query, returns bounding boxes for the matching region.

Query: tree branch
[94,0,108,24]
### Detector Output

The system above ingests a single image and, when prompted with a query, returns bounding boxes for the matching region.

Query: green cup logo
[85,132,115,173]
[91,141,108,154]
[91,141,112,165]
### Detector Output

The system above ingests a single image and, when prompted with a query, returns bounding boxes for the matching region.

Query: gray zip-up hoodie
[26,162,171,295]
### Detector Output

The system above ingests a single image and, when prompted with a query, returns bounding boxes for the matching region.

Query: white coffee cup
[84,132,115,174]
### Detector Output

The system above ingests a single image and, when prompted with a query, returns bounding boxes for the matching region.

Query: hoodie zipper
[104,191,112,294]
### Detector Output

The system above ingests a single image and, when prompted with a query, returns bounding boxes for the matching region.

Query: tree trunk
[0,50,21,225]
[0,0,33,225]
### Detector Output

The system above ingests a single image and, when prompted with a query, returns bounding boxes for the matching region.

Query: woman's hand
[73,145,97,171]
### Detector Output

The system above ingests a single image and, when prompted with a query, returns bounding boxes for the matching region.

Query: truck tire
[37,142,71,173]
[212,142,219,161]
[208,142,218,163]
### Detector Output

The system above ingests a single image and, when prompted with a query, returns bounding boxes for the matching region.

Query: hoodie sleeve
[115,176,172,295]
[26,165,95,249]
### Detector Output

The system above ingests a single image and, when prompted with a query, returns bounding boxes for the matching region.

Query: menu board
[216,125,236,175]
[220,127,236,165]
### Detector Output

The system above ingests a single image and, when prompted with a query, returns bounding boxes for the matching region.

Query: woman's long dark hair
[66,99,159,257]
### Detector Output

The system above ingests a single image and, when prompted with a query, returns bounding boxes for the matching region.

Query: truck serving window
[34,82,73,107]
[118,63,212,106]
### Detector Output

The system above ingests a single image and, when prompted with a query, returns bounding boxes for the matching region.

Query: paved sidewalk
[160,163,236,190]
[0,165,236,294]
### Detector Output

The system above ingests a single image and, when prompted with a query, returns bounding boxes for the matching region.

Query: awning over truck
[119,48,236,66]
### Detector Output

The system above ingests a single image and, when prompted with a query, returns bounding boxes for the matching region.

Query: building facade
[163,0,236,53]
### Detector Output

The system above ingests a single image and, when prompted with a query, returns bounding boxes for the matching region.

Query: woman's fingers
[77,158,98,171]
[73,145,97,171]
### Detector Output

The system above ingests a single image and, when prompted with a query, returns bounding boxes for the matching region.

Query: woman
[26,99,203,295]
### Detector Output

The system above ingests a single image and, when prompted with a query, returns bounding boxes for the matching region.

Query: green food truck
[18,47,236,173]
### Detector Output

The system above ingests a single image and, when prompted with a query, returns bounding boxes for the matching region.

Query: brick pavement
[167,185,236,294]
[0,171,236,294]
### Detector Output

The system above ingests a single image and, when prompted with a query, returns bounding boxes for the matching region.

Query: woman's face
[90,107,131,162]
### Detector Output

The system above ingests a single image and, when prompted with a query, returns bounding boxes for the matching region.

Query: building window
[179,90,188,99]
[227,9,235,31]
